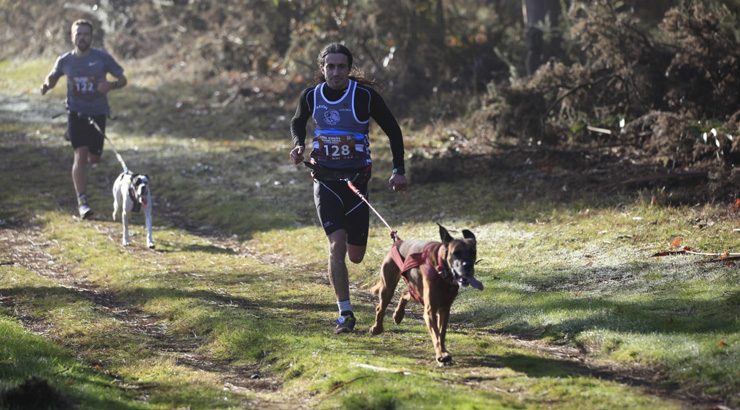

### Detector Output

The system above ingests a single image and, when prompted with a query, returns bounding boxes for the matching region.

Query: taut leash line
[344,179,399,242]
[85,116,129,173]
[51,108,129,173]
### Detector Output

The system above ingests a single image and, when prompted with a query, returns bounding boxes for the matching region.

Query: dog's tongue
[467,277,484,290]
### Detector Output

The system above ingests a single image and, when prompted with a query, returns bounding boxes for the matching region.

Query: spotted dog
[112,171,154,248]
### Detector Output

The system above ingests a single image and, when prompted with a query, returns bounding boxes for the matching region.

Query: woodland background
[2,1,739,200]
[1,2,739,408]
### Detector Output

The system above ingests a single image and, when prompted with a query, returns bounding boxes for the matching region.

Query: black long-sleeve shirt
[290,81,405,174]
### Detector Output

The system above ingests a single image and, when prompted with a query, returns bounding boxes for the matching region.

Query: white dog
[112,171,154,248]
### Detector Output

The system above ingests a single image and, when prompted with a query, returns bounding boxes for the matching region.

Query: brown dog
[369,224,483,365]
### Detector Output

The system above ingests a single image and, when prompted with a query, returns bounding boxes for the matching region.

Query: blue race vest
[311,79,371,169]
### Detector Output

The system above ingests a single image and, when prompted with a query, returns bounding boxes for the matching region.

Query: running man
[41,19,127,219]
[290,43,408,333]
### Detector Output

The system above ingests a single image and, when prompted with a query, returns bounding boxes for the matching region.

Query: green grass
[0,59,738,408]
[0,268,149,409]
[0,59,54,95]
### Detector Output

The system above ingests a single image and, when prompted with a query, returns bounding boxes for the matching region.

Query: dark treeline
[6,1,735,95]
[2,1,739,186]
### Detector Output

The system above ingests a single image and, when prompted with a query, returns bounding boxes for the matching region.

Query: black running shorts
[313,179,370,246]
[68,112,106,155]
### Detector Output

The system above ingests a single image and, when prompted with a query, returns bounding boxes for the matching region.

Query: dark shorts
[313,179,369,246]
[68,112,106,155]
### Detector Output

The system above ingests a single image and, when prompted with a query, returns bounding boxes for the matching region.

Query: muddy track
[0,226,295,408]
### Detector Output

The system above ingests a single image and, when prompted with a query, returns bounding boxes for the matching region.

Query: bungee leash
[52,110,130,173]
[301,160,400,242]
[84,115,129,173]
[343,178,399,243]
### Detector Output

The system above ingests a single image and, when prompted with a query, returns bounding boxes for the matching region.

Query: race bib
[72,76,97,95]
[315,134,360,161]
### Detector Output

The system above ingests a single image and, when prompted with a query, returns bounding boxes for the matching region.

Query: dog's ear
[462,229,476,242]
[438,223,454,244]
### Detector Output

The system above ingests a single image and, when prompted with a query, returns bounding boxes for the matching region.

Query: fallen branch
[587,125,612,135]
[652,247,740,258]
[353,363,411,375]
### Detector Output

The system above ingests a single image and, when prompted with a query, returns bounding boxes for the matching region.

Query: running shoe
[334,311,356,334]
[78,203,93,219]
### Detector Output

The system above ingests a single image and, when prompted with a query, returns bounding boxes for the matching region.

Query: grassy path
[1,60,738,408]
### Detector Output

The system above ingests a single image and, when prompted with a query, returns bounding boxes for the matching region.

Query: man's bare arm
[40,73,61,95]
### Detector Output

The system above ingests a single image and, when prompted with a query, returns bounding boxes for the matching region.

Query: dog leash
[301,161,400,242]
[344,179,399,242]
[52,110,130,173]
[84,116,130,173]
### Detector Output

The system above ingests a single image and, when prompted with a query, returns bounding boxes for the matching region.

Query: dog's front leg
[437,305,452,362]
[112,186,120,221]
[424,303,448,364]
[121,208,131,246]
[144,193,154,249]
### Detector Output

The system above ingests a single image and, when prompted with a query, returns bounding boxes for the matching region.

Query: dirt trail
[0,226,298,408]
[0,92,730,409]
[2,221,728,409]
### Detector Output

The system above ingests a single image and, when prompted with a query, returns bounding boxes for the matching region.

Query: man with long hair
[290,43,408,334]
[41,19,127,219]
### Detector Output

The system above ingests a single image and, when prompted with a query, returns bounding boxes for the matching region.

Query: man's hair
[316,43,375,86]
[71,19,94,35]
[317,43,354,71]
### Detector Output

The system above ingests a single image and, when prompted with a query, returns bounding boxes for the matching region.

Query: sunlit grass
[1,57,737,408]
[0,59,55,95]
[5,204,702,408]
[0,268,148,409]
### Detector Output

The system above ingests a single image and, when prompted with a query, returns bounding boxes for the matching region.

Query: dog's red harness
[388,241,455,304]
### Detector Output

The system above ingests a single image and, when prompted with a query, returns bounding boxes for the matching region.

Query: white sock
[337,299,352,315]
